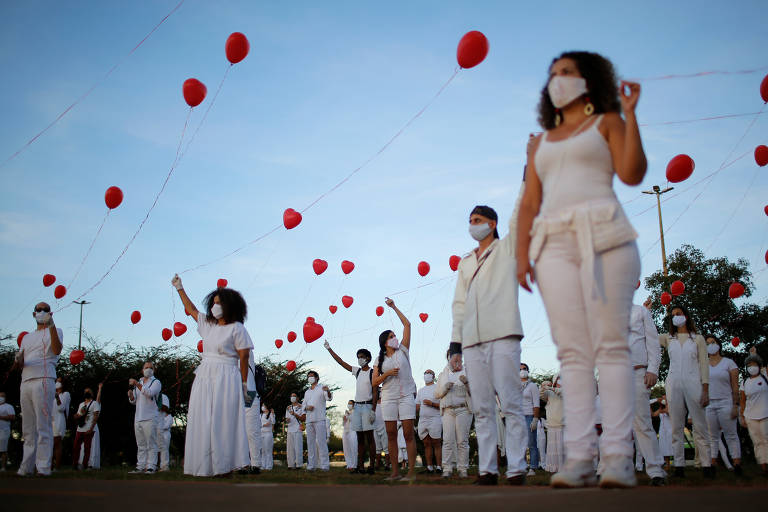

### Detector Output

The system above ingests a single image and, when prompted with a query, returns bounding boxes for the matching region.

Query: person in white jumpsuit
[435,353,472,478]
[52,377,70,470]
[659,304,713,478]
[299,370,332,472]
[342,401,359,471]
[704,336,741,474]
[285,393,304,469]
[739,355,768,474]
[541,375,565,473]
[128,361,161,474]
[416,370,442,474]
[260,404,275,470]
[156,394,172,471]
[244,352,262,474]
[449,203,527,486]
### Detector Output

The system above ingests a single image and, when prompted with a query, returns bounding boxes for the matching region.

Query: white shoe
[442,471,452,479]
[129,469,144,474]
[598,456,637,489]
[458,470,468,478]
[527,468,536,476]
[551,459,598,488]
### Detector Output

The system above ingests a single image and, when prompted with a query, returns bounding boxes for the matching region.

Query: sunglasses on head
[35,307,51,313]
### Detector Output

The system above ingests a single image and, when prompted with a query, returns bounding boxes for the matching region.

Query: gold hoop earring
[584,97,594,116]
[555,109,561,126]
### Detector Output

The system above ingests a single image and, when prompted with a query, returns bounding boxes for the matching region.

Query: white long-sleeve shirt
[628,305,661,375]
[129,377,161,422]
[302,384,331,423]
[435,365,470,409]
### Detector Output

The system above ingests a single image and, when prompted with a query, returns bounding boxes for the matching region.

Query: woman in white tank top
[516,52,646,489]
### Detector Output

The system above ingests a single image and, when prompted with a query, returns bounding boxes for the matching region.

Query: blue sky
[1,1,766,425]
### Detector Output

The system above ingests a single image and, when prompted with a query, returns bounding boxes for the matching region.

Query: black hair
[704,334,721,352]
[307,370,319,380]
[668,304,697,336]
[377,330,394,374]
[470,205,500,239]
[520,363,529,371]
[537,51,621,130]
[356,348,372,362]
[203,288,247,324]
[56,375,69,391]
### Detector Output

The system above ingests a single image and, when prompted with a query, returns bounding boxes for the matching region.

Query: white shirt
[521,381,540,416]
[416,384,440,418]
[246,353,258,394]
[741,375,768,420]
[196,311,254,361]
[708,358,738,402]
[260,410,275,433]
[54,391,71,419]
[660,333,709,385]
[380,345,416,400]
[76,400,100,432]
[159,412,173,431]
[129,377,161,422]
[18,328,62,381]
[542,388,564,428]
[628,305,661,375]
[435,365,470,409]
[0,403,14,434]
[349,366,373,402]
[285,403,303,433]
[302,384,331,423]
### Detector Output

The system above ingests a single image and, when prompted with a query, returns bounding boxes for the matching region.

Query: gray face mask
[469,223,492,241]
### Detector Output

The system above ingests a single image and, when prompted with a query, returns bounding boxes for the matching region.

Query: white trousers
[666,379,710,467]
[286,431,303,468]
[536,234,640,460]
[706,399,741,461]
[632,369,665,478]
[19,377,55,475]
[157,429,171,469]
[245,402,262,468]
[464,337,527,477]
[537,422,547,468]
[374,426,388,454]
[306,420,329,470]
[261,431,274,469]
[441,407,472,472]
[342,430,358,469]
[135,418,158,470]
[746,417,768,464]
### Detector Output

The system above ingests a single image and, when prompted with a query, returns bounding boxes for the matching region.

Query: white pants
[706,399,741,461]
[19,377,55,475]
[441,407,472,472]
[666,379,710,467]
[464,337,527,477]
[746,417,768,464]
[374,426,388,454]
[135,418,158,470]
[261,431,274,469]
[306,420,329,470]
[632,369,665,478]
[536,234,640,461]
[157,429,171,470]
[286,431,303,468]
[537,422,547,468]
[245,401,262,468]
[342,430,358,469]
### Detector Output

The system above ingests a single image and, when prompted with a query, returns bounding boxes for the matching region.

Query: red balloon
[670,280,685,296]
[449,255,461,272]
[70,349,85,365]
[130,310,141,324]
[731,336,740,347]
[161,328,172,341]
[419,313,428,323]
[417,261,430,277]
[765,249,768,265]
[342,295,354,308]
[666,154,695,183]
[660,292,672,306]
[755,145,768,167]
[173,322,187,337]
[217,278,228,288]
[456,30,489,69]
[54,285,66,299]
[197,340,203,353]
[283,208,302,229]
[764,205,768,217]
[376,306,384,317]
[287,331,297,343]
[17,331,28,347]
[286,360,297,372]
[329,305,337,314]
[313,259,329,275]
[43,274,56,287]
[728,282,745,299]
[225,32,250,64]
[303,319,324,343]
[341,260,355,274]
[761,73,768,103]
[636,280,641,290]
[104,186,123,209]
[183,78,207,107]
[185,307,193,317]
[275,338,283,349]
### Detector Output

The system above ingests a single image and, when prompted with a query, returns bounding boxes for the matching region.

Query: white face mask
[56,382,63,390]
[0,397,5,404]
[35,311,51,324]
[707,344,720,356]
[520,370,529,379]
[748,366,760,376]
[211,303,224,319]
[143,368,154,378]
[308,376,317,385]
[672,315,687,328]
[290,396,297,403]
[469,223,493,241]
[358,357,368,367]
[262,406,268,412]
[387,337,399,349]
[348,404,354,411]
[547,75,588,109]
[424,373,434,384]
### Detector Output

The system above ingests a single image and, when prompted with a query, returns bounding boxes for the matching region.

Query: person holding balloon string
[517,51,647,488]
[171,274,253,477]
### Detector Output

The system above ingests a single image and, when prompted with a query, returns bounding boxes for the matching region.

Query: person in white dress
[704,336,741,474]
[285,393,304,469]
[540,375,565,473]
[128,362,161,474]
[156,394,172,471]
[372,298,417,481]
[298,370,332,471]
[52,376,70,470]
[12,302,62,476]
[259,404,275,470]
[0,392,15,472]
[739,354,768,474]
[435,352,472,478]
[172,274,253,476]
[72,386,100,470]
[342,400,359,471]
[416,370,443,474]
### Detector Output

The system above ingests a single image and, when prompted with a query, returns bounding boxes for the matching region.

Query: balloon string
[66,209,111,291]
[177,65,231,164]
[639,110,767,127]
[705,164,763,251]
[387,275,455,297]
[0,0,187,170]
[629,65,768,82]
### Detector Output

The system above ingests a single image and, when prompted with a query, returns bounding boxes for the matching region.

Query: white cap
[161,394,170,408]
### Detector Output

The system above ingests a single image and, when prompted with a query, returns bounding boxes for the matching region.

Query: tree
[644,244,768,381]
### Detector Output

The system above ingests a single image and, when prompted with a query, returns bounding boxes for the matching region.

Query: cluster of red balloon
[181,33,250,109]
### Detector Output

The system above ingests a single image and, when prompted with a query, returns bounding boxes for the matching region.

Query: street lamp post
[642,185,674,278]
[72,300,90,350]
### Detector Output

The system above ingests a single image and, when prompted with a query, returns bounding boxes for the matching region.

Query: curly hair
[203,287,247,324]
[537,51,621,130]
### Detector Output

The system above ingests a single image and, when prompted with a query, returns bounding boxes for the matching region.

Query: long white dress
[183,312,254,476]
[342,410,358,469]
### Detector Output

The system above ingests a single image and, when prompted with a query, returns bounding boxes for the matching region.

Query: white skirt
[545,426,565,473]
[184,359,250,476]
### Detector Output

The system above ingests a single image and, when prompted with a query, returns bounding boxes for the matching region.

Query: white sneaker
[527,468,536,476]
[458,470,468,478]
[598,456,637,489]
[551,459,598,488]
[442,471,452,479]
[129,468,144,474]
